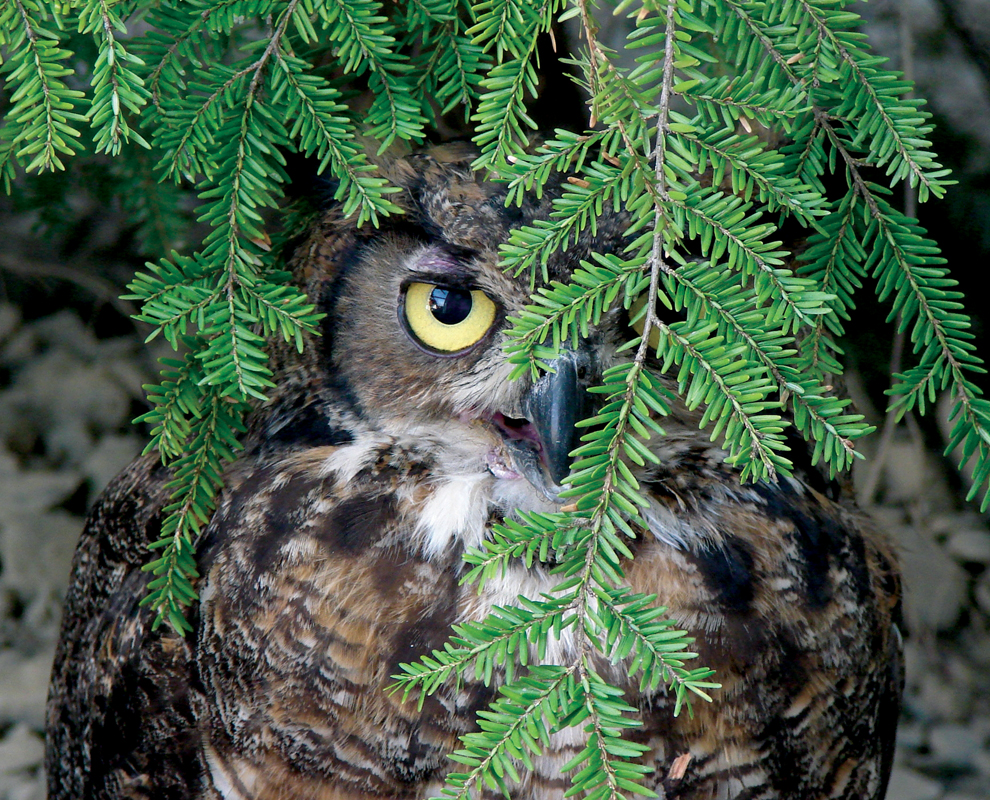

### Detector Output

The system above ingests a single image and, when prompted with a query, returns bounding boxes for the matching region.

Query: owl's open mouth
[475,347,591,501]
[485,413,563,503]
[492,412,542,447]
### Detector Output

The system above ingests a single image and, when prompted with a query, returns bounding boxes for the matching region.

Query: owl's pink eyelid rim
[404,249,475,283]
[403,270,477,290]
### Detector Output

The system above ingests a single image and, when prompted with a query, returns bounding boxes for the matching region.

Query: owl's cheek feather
[411,472,493,556]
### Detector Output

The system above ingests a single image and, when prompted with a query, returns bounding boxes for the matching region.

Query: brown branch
[0,255,138,321]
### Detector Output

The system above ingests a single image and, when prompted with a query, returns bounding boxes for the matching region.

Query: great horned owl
[46,145,903,800]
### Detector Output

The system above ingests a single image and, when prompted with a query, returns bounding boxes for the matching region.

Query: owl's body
[47,148,902,800]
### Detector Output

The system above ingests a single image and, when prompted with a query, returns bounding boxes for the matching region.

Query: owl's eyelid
[402,271,478,291]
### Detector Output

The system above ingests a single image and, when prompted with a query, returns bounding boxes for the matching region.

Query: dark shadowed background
[1,1,990,797]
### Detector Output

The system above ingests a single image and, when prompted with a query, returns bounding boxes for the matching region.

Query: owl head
[264,145,645,526]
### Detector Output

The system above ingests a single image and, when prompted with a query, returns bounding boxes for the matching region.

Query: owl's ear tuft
[381,141,480,187]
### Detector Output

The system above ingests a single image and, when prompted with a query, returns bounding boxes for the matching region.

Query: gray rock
[82,434,142,497]
[0,723,44,774]
[0,649,54,729]
[103,348,152,401]
[972,748,990,778]
[976,575,990,617]
[941,793,988,800]
[0,305,19,346]
[896,721,927,751]
[0,327,37,367]
[864,0,942,32]
[5,348,132,464]
[28,310,100,360]
[1,775,46,800]
[868,506,908,532]
[928,723,985,767]
[944,771,990,799]
[884,767,942,800]
[961,620,990,668]
[915,672,971,721]
[0,511,83,601]
[897,523,969,631]
[902,641,925,689]
[945,653,978,695]
[928,512,985,536]
[880,440,928,504]
[946,530,990,564]
[0,464,81,518]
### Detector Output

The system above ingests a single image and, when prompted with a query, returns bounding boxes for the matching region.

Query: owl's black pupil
[428,286,472,325]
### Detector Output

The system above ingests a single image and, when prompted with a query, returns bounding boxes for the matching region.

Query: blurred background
[1,0,990,797]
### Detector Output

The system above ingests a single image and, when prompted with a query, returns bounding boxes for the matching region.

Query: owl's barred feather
[47,147,902,800]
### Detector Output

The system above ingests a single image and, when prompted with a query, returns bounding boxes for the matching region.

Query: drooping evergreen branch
[392,598,574,695]
[664,262,868,473]
[794,0,949,199]
[564,0,681,582]
[470,0,559,168]
[502,129,611,205]
[470,0,540,60]
[796,191,863,378]
[787,115,827,195]
[668,188,820,333]
[503,253,645,377]
[271,52,399,225]
[461,511,570,586]
[655,320,785,479]
[314,0,427,147]
[678,75,807,131]
[592,587,717,703]
[0,0,86,175]
[155,64,251,180]
[437,666,577,800]
[77,0,150,155]
[669,128,824,223]
[572,663,652,800]
[2,0,984,793]
[140,0,267,111]
[500,164,629,284]
[710,0,804,88]
[126,2,331,622]
[399,0,486,119]
[815,114,988,504]
[399,8,722,795]
[139,381,249,631]
[137,347,205,462]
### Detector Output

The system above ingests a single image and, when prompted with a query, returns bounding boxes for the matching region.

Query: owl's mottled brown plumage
[47,146,903,800]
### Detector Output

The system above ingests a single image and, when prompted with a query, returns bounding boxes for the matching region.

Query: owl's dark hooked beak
[523,348,588,487]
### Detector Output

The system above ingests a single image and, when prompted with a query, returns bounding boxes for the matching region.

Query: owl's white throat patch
[318,418,562,560]
[408,418,561,557]
[414,471,492,557]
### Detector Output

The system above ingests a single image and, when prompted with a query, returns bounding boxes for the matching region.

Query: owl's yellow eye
[403,282,497,354]
[629,292,661,350]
